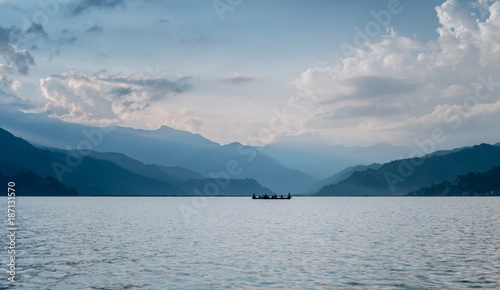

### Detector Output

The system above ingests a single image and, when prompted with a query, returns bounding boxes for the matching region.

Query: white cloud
[40,70,192,125]
[288,0,500,146]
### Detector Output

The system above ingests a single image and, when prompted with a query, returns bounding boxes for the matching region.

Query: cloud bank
[41,71,193,125]
[288,0,500,146]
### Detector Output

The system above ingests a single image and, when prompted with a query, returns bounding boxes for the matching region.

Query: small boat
[252,193,291,199]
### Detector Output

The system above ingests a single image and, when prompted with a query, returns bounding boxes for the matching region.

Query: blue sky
[1,0,500,148]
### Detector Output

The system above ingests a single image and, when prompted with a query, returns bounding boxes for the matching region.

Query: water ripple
[1,197,499,289]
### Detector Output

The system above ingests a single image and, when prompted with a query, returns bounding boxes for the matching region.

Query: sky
[1,0,500,149]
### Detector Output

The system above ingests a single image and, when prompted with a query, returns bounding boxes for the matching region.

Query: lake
[2,197,500,289]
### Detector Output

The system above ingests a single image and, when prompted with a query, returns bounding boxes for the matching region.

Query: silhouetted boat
[252,193,291,199]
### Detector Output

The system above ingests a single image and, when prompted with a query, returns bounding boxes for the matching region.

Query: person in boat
[280,194,283,199]
[252,193,256,199]
[288,193,291,199]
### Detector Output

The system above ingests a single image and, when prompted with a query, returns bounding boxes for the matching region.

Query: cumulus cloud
[41,70,193,125]
[288,0,500,146]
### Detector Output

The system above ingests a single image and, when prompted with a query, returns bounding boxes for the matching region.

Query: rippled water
[1,197,500,289]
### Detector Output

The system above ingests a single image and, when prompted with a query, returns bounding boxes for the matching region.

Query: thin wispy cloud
[0,88,32,109]
[221,73,255,84]
[86,25,103,34]
[70,0,125,16]
[25,22,48,38]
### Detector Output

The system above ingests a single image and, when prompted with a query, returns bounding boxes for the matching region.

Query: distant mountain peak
[0,109,220,167]
[222,142,244,148]
[157,125,175,131]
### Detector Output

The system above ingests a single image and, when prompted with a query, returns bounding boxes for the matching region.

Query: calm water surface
[1,197,500,289]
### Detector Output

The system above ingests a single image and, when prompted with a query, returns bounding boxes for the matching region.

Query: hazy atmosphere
[2,0,499,148]
[3,1,500,289]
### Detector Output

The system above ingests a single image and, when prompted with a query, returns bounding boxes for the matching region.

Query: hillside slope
[181,142,316,194]
[310,163,382,193]
[0,127,185,195]
[317,144,500,195]
[409,166,500,196]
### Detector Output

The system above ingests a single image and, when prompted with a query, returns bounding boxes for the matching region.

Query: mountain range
[1,108,317,193]
[0,127,272,196]
[260,137,409,179]
[0,108,219,167]
[317,143,500,196]
[179,142,316,193]
[1,108,403,194]
[1,108,500,196]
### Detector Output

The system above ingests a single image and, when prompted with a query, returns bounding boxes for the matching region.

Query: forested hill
[317,144,500,195]
[409,166,500,196]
